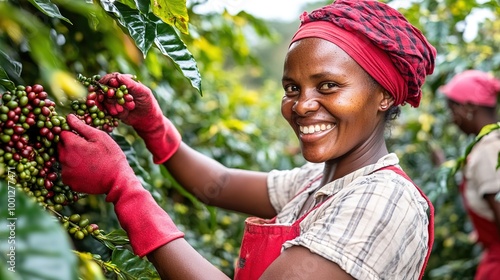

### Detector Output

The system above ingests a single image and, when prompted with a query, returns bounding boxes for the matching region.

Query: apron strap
[380,165,435,280]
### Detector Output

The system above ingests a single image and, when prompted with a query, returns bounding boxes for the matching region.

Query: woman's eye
[319,82,338,91]
[283,85,299,96]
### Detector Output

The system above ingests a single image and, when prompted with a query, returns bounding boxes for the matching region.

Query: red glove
[99,72,181,164]
[58,114,184,257]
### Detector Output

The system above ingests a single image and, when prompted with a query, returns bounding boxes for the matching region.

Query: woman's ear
[379,91,394,111]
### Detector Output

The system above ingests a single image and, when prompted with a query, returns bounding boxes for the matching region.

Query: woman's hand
[58,114,131,194]
[98,72,182,164]
[99,73,161,127]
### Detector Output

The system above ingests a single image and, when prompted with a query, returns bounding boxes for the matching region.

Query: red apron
[459,179,500,280]
[234,166,434,279]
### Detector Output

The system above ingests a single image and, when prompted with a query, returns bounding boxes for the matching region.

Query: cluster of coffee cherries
[62,213,100,240]
[0,84,77,210]
[77,73,135,118]
[0,73,134,240]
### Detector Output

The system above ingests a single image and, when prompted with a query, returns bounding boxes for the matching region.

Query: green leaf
[151,0,189,34]
[0,65,16,92]
[154,21,202,94]
[0,3,65,70]
[118,5,156,56]
[0,51,22,77]
[96,229,130,250]
[0,259,21,280]
[0,181,78,280]
[27,0,72,24]
[476,122,500,139]
[134,0,150,13]
[108,1,156,56]
[99,0,121,14]
[98,0,202,94]
[497,150,500,170]
[448,122,500,176]
[111,248,160,280]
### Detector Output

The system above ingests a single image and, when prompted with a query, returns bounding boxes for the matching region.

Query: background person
[440,70,500,280]
[58,1,436,279]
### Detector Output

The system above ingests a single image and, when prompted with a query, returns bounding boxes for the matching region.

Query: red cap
[440,70,500,107]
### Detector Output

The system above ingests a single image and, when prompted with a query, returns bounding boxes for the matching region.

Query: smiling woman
[57,1,437,279]
[282,38,391,165]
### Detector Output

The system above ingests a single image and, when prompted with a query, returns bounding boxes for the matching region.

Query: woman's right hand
[99,72,182,164]
[99,72,162,128]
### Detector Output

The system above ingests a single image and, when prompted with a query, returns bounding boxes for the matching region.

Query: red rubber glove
[99,72,181,164]
[58,114,184,257]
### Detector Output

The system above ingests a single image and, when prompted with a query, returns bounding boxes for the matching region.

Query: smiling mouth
[299,123,336,134]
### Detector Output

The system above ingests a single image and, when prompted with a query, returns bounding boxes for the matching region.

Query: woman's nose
[292,91,320,115]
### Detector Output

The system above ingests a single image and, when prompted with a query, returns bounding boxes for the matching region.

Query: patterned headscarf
[290,0,436,107]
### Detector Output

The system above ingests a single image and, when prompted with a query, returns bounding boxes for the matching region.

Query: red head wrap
[290,0,436,107]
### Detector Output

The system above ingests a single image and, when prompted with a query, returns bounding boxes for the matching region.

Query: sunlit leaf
[75,251,106,280]
[151,0,189,34]
[476,122,500,139]
[48,69,87,102]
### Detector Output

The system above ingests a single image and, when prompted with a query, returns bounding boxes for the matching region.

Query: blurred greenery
[0,180,78,280]
[0,0,499,279]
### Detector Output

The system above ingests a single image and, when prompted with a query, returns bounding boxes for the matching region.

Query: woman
[58,1,436,279]
[440,70,500,280]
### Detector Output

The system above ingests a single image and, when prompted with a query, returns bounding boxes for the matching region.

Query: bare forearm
[163,142,276,218]
[163,142,231,204]
[147,238,230,280]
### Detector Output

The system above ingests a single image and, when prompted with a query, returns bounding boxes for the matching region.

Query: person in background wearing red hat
[440,70,500,280]
[57,1,436,279]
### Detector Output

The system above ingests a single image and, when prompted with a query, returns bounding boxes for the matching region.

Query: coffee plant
[0,73,161,279]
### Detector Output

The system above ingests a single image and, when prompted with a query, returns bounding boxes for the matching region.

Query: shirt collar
[314,153,400,198]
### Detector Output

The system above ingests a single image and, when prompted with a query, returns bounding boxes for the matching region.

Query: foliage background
[0,0,499,279]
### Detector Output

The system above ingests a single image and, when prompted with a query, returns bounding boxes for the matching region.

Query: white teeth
[299,123,334,134]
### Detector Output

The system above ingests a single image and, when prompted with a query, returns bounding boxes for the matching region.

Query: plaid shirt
[267,153,430,279]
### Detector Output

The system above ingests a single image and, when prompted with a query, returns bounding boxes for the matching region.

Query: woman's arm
[147,239,230,280]
[262,246,355,280]
[164,142,276,218]
[148,241,354,280]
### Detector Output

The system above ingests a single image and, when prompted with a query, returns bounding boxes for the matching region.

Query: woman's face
[281,38,388,163]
